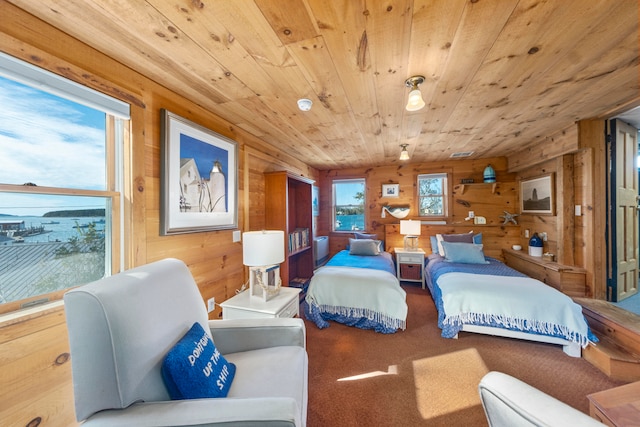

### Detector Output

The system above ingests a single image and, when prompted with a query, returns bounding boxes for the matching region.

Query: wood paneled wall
[316,157,521,260]
[507,121,607,299]
[0,4,316,425]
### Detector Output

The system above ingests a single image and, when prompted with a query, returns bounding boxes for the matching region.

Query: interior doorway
[607,118,640,312]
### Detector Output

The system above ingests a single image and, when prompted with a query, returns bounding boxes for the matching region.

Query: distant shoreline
[0,209,105,218]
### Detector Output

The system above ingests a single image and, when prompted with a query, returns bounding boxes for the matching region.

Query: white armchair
[478,371,604,427]
[64,258,308,426]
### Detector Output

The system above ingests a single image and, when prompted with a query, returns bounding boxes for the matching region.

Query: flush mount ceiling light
[405,75,426,111]
[297,98,312,111]
[399,144,410,161]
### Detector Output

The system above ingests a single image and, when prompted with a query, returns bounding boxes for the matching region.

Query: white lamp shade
[405,89,425,111]
[400,220,421,236]
[243,230,285,266]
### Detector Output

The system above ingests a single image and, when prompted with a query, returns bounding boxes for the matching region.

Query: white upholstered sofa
[64,258,308,426]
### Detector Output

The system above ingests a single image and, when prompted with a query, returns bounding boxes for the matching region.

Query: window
[333,179,365,232]
[0,52,129,314]
[418,173,448,217]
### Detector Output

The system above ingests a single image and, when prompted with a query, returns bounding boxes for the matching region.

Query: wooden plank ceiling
[8,0,639,170]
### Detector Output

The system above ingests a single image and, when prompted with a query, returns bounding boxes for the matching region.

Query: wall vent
[450,151,474,158]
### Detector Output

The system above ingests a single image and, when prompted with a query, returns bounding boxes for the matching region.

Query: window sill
[0,300,64,328]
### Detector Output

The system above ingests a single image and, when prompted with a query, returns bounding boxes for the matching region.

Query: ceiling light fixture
[297,98,312,111]
[399,144,410,161]
[405,76,426,111]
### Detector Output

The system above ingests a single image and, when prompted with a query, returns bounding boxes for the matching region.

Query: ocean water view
[335,214,365,232]
[0,215,106,245]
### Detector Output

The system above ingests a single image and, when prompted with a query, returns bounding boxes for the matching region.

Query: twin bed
[303,233,594,357]
[303,238,407,334]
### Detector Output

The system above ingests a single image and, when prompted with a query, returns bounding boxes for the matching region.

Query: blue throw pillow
[441,241,489,264]
[473,233,482,244]
[162,322,236,400]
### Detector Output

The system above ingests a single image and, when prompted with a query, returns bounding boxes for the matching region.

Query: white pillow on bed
[441,241,489,264]
[349,238,381,256]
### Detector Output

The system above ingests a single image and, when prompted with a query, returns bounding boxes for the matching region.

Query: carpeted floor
[303,284,626,427]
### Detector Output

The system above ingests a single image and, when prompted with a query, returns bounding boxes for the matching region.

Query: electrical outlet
[525,229,530,238]
[207,297,216,313]
[232,230,241,242]
[468,211,475,218]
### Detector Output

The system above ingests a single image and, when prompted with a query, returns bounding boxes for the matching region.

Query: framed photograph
[312,185,319,216]
[520,173,555,215]
[160,109,238,235]
[382,183,399,198]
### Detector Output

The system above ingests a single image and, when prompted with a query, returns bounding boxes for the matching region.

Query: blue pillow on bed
[441,241,489,264]
[349,238,381,256]
[430,233,482,255]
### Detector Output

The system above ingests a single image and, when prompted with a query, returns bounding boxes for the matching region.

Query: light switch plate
[232,230,241,242]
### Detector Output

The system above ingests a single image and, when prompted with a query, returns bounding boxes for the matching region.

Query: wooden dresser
[502,248,586,297]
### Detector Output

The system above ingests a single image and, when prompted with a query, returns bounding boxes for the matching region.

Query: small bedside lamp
[400,220,421,251]
[243,230,285,302]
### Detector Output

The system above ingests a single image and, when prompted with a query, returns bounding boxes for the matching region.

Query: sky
[335,181,364,205]
[0,76,107,216]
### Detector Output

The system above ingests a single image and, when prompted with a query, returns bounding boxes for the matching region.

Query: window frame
[332,177,367,233]
[0,52,131,315]
[416,171,452,220]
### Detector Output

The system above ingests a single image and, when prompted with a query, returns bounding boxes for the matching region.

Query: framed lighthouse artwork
[160,109,238,235]
[520,173,554,215]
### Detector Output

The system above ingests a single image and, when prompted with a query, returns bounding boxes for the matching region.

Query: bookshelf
[264,171,315,287]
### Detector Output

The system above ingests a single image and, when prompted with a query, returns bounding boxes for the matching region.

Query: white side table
[220,287,301,319]
[394,247,426,289]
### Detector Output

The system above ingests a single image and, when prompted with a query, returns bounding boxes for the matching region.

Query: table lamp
[242,230,285,301]
[400,220,421,251]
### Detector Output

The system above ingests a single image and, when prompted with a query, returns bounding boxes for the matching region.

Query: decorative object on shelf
[399,144,410,161]
[405,75,426,111]
[400,219,421,251]
[499,210,519,225]
[460,178,475,184]
[520,173,555,215]
[543,252,555,262]
[381,183,400,198]
[381,205,410,219]
[474,216,487,224]
[528,232,543,257]
[297,98,312,111]
[160,109,238,235]
[243,230,285,302]
[483,164,496,183]
[512,245,522,251]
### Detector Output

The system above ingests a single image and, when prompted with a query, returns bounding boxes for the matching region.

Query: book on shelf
[288,227,309,253]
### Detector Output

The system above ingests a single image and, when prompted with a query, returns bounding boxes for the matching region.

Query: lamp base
[249,265,281,302]
[404,235,419,251]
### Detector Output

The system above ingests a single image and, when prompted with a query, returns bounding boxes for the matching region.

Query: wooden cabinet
[265,171,315,287]
[587,381,640,426]
[503,248,586,297]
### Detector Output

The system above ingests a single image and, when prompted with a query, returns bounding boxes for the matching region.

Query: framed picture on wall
[160,109,238,235]
[312,185,319,216]
[382,183,399,198]
[520,173,555,215]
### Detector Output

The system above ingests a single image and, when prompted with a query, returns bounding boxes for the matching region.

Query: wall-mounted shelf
[459,182,497,194]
